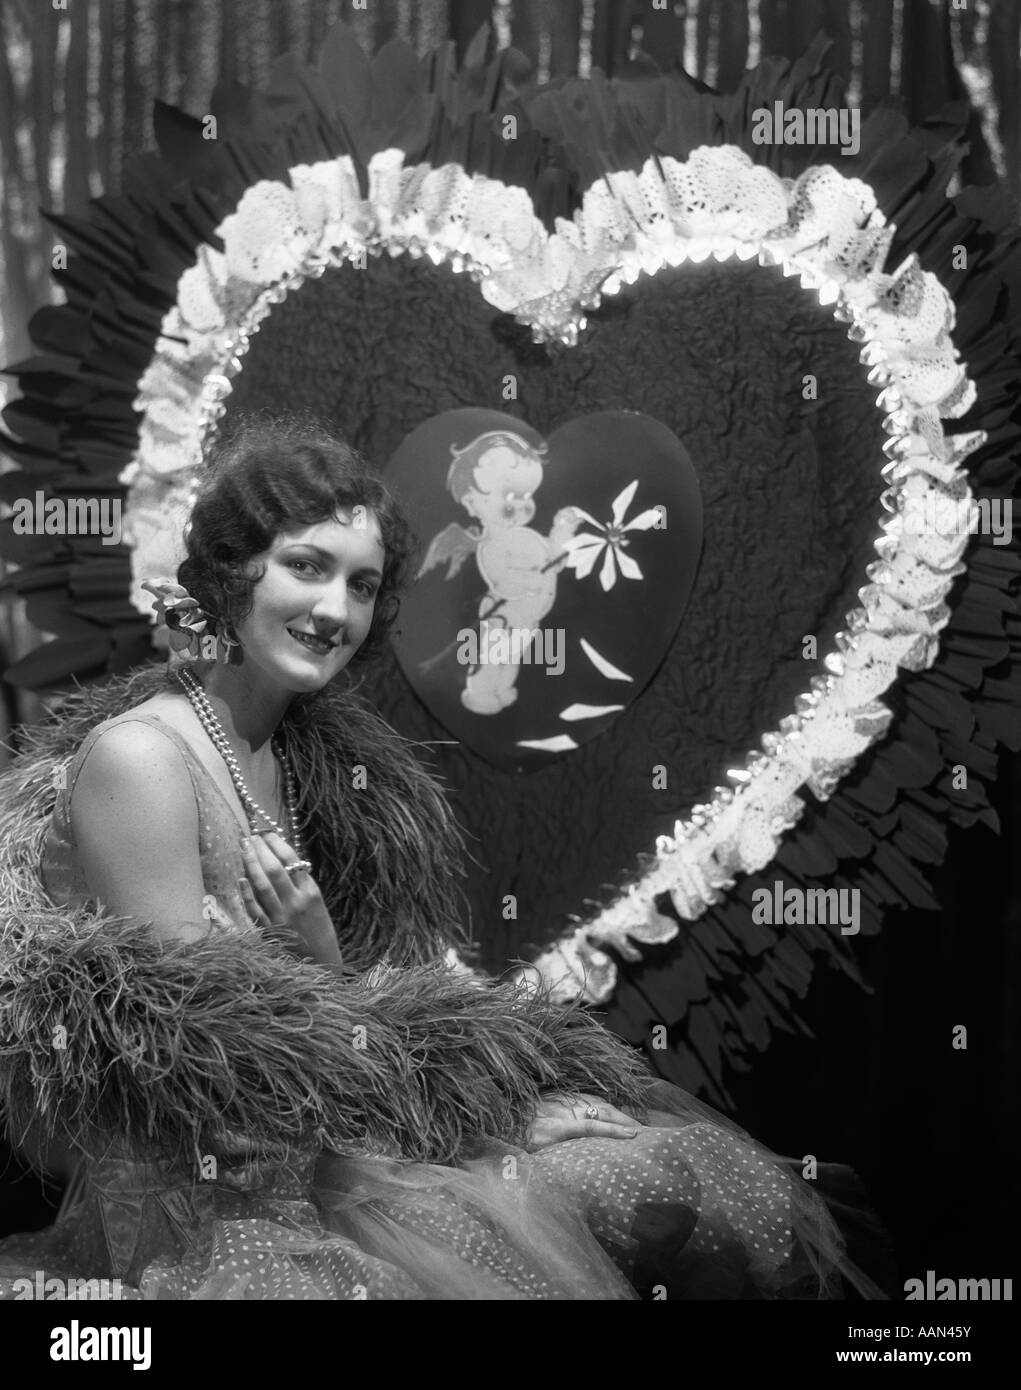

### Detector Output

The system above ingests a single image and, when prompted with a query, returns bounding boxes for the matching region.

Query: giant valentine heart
[218,252,887,975]
[117,133,981,1019]
[385,408,702,773]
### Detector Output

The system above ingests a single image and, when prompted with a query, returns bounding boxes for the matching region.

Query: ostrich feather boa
[0,663,654,1165]
[5,661,475,970]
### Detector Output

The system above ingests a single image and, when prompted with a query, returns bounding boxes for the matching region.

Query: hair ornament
[141,578,239,669]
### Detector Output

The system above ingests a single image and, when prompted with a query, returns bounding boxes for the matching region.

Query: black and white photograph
[0,0,1017,1367]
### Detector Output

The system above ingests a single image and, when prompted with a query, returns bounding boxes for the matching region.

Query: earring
[216,624,242,665]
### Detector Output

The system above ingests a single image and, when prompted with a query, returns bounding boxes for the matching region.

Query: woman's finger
[526,1119,638,1152]
[238,875,271,928]
[240,838,284,910]
[551,1120,638,1143]
[576,1100,642,1129]
[238,874,275,923]
[241,881,298,949]
[247,833,302,894]
[243,834,281,880]
[252,830,298,866]
[246,833,286,873]
[582,1120,638,1139]
[250,833,317,894]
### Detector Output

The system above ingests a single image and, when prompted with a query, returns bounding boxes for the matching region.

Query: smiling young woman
[46,421,409,957]
[0,416,891,1300]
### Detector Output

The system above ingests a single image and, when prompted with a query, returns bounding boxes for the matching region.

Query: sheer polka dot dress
[2,713,876,1300]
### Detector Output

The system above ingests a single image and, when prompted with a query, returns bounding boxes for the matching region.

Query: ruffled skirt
[0,1081,887,1300]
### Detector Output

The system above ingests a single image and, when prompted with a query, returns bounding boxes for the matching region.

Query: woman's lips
[287,628,337,655]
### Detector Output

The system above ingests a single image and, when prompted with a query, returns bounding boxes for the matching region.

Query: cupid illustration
[416,430,583,714]
[417,428,662,719]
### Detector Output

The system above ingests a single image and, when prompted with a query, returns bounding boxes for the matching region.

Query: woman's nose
[311,578,349,626]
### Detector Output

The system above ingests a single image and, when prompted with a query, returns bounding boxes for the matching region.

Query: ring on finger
[583,1105,599,1120]
[283,860,312,876]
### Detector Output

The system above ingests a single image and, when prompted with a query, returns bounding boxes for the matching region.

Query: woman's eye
[287,559,316,575]
[352,579,378,600]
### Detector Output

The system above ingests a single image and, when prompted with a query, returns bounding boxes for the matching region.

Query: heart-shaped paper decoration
[116,136,986,1013]
[386,408,702,772]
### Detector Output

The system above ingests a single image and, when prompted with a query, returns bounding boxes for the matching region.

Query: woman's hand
[238,831,343,970]
[523,1092,642,1153]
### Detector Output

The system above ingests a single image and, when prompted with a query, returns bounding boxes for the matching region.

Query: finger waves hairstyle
[177,414,419,670]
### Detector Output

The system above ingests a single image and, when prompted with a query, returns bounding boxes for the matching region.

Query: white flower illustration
[559,480,660,591]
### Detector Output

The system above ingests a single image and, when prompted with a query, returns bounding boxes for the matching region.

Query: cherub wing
[416,522,480,581]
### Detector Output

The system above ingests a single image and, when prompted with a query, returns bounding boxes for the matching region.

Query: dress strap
[64,712,201,804]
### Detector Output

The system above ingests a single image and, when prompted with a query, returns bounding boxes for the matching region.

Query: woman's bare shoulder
[103,688,192,727]
[84,691,199,755]
[67,699,210,941]
[74,706,196,801]
[69,716,202,890]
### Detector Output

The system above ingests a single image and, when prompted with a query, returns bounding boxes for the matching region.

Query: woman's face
[235,508,386,694]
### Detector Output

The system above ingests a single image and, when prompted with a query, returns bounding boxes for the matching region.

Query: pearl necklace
[176,666,304,854]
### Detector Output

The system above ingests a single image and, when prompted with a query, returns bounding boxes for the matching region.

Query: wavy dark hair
[177,414,418,671]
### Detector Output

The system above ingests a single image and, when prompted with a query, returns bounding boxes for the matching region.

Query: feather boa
[5,661,472,970]
[0,663,654,1165]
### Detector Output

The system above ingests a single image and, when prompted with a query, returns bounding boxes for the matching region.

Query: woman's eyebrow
[281,542,382,578]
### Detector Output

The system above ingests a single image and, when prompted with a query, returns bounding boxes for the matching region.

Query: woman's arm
[69,721,213,945]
